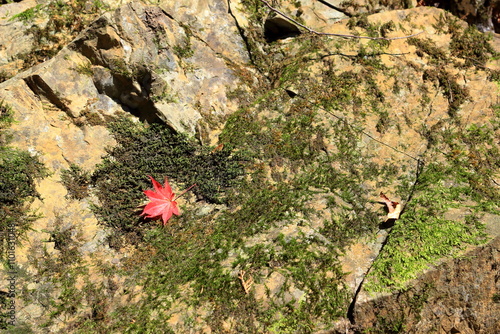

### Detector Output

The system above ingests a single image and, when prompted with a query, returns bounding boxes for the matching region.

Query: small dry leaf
[210,143,224,154]
[380,192,402,220]
[238,270,254,294]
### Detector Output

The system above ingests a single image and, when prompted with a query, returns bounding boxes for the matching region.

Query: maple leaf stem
[174,183,197,200]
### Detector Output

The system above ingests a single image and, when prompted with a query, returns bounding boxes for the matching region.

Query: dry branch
[260,0,423,40]
[238,270,254,294]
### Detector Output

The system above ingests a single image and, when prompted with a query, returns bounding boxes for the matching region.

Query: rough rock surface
[69,1,244,138]
[338,0,500,33]
[353,236,500,333]
[0,0,41,75]
[0,0,250,330]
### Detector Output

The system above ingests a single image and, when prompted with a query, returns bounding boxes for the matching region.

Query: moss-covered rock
[0,1,498,333]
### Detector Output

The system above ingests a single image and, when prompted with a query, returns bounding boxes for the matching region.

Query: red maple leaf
[141,175,196,225]
[141,175,180,225]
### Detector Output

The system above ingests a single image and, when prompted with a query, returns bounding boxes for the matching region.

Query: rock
[68,1,245,139]
[0,0,45,78]
[338,0,500,33]
[353,236,500,333]
[0,0,120,81]
[340,230,390,298]
[0,0,499,332]
[231,0,349,35]
[21,48,106,118]
[254,270,306,308]
[159,0,250,65]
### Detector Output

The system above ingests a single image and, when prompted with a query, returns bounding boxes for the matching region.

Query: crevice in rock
[346,228,391,325]
[227,0,261,68]
[70,25,164,124]
[346,273,365,324]
[316,0,353,17]
[264,17,301,42]
[23,75,70,113]
[347,158,425,325]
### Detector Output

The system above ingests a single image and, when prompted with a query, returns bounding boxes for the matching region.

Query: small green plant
[49,14,500,331]
[9,5,42,23]
[74,62,94,76]
[0,70,12,84]
[173,36,194,59]
[150,89,178,103]
[15,0,105,70]
[366,154,492,291]
[450,25,499,67]
[0,102,48,259]
[60,164,91,200]
[422,68,469,117]
[108,58,132,77]
[407,37,448,62]
[60,117,245,232]
[373,315,407,334]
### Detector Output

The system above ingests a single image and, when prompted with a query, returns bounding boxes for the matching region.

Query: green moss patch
[53,10,499,331]
[0,102,47,260]
[367,116,498,291]
[62,117,246,232]
[450,25,499,67]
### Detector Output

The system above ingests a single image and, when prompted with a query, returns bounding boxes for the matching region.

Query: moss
[0,104,47,331]
[150,87,179,104]
[422,68,469,118]
[60,117,246,232]
[74,62,94,76]
[367,113,498,291]
[371,315,407,334]
[51,10,500,331]
[107,58,133,78]
[46,214,84,265]
[407,37,448,62]
[274,233,349,321]
[0,103,48,259]
[380,21,396,37]
[347,14,371,31]
[15,0,106,70]
[432,12,463,35]
[450,25,499,67]
[62,79,392,330]
[60,164,91,200]
[375,109,390,134]
[0,101,15,143]
[8,4,43,23]
[173,36,194,59]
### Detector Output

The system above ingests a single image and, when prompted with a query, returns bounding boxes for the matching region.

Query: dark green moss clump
[407,37,448,62]
[450,25,498,67]
[422,68,469,118]
[0,102,48,259]
[60,164,91,200]
[78,117,245,232]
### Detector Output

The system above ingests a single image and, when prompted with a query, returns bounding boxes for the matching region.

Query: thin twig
[293,92,422,162]
[320,51,411,59]
[238,270,254,294]
[260,0,424,41]
[174,183,197,200]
